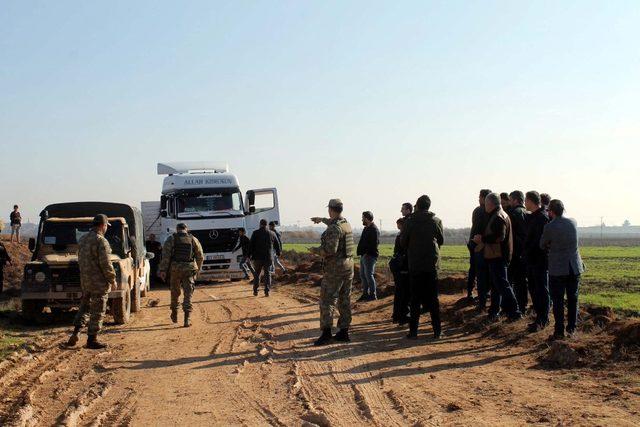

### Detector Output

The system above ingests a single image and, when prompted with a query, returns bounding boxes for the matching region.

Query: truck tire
[112,290,131,324]
[22,300,45,324]
[141,270,150,297]
[131,282,141,313]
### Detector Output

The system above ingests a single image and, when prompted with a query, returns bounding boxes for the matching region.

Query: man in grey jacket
[540,199,585,340]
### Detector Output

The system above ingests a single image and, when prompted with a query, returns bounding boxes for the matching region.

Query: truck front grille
[190,229,239,253]
[50,265,81,291]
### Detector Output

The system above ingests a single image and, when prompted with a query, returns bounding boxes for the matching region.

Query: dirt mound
[612,319,640,349]
[1,236,30,294]
[543,341,581,368]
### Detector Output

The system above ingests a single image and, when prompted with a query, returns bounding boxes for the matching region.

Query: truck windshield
[41,221,125,254]
[175,189,243,217]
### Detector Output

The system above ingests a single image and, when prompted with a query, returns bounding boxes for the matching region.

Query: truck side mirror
[249,206,256,214]
[28,238,36,252]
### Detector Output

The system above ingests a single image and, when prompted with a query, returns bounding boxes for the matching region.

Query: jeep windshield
[174,188,243,218]
[41,221,126,255]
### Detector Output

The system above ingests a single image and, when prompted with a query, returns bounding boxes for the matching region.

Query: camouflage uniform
[317,217,355,330]
[159,232,204,314]
[74,230,116,335]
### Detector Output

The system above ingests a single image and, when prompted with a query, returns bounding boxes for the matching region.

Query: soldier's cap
[92,214,111,227]
[327,199,343,209]
[176,223,188,230]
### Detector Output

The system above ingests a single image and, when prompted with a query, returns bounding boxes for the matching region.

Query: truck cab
[142,162,280,281]
[22,202,153,323]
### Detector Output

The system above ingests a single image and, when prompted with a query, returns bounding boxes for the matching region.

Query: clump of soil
[0,236,31,298]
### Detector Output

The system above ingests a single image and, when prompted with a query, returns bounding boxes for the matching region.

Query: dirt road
[0,276,638,426]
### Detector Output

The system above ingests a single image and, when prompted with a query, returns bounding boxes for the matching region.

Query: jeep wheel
[22,300,45,324]
[112,290,131,324]
[131,282,141,313]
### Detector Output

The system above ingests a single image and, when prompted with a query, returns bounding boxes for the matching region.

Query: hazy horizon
[2,1,638,230]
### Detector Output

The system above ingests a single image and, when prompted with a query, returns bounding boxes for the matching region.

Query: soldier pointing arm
[312,199,355,346]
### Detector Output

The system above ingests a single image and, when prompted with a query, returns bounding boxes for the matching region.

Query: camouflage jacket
[319,217,354,273]
[159,232,204,274]
[78,230,117,293]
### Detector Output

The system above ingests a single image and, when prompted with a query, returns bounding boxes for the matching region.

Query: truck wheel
[141,270,150,297]
[131,282,141,313]
[22,300,45,324]
[112,290,131,324]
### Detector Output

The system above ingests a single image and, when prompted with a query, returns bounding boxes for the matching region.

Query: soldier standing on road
[66,214,116,349]
[310,199,355,346]
[0,240,12,293]
[159,223,204,327]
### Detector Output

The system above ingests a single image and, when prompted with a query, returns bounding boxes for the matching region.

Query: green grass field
[283,243,640,313]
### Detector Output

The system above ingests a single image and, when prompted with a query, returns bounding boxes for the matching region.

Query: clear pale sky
[1,1,639,229]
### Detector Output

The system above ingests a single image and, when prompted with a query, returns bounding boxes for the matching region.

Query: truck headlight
[35,272,46,283]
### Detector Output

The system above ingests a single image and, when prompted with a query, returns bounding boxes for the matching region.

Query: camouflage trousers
[73,291,109,335]
[170,266,196,313]
[319,268,354,330]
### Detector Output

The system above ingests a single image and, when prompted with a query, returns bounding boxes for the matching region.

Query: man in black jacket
[524,191,550,332]
[401,195,444,340]
[508,191,529,313]
[357,211,380,301]
[391,217,410,325]
[250,219,279,297]
[468,189,492,306]
[269,222,287,274]
[233,228,255,280]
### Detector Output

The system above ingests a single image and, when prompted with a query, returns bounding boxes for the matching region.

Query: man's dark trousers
[487,258,521,319]
[527,264,550,326]
[474,252,491,310]
[252,260,272,294]
[550,274,580,335]
[409,271,441,336]
[466,244,476,298]
[509,256,528,312]
[392,271,410,322]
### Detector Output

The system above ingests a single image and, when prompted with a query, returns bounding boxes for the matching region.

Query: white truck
[142,162,280,281]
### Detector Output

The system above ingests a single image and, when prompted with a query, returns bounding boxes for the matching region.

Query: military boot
[313,328,333,346]
[86,335,107,350]
[184,312,192,328]
[170,309,178,324]
[334,328,350,343]
[65,326,81,347]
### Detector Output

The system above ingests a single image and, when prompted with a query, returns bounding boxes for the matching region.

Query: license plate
[66,292,80,299]
[206,254,225,261]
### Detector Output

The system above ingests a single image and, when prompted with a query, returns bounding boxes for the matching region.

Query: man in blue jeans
[472,193,522,322]
[540,199,585,340]
[357,211,380,301]
[469,189,492,307]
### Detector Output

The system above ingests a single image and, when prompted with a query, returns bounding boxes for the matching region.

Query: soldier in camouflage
[310,199,355,346]
[159,223,204,327]
[66,214,117,349]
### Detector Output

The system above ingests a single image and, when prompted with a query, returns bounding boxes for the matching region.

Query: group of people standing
[466,189,585,340]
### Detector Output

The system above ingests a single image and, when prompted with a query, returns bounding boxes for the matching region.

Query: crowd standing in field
[385,188,585,341]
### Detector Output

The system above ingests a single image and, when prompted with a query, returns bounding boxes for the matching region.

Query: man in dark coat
[508,191,529,313]
[233,228,255,280]
[250,219,279,296]
[357,211,380,301]
[400,195,444,340]
[524,191,551,332]
[468,189,492,306]
[390,217,410,325]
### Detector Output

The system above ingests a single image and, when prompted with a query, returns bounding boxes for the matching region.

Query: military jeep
[21,202,153,324]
